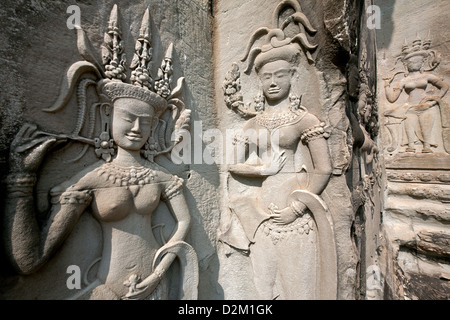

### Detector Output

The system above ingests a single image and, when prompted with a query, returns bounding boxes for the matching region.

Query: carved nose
[131,118,141,133]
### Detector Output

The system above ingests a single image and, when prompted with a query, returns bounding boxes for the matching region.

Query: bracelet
[161,176,184,202]
[290,200,306,217]
[5,173,36,194]
[301,122,326,144]
[59,190,92,205]
[154,268,165,281]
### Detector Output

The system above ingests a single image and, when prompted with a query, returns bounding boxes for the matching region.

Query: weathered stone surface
[0,0,448,301]
[375,0,450,300]
[0,0,219,300]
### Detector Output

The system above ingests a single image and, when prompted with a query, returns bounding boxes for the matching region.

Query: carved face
[111,98,154,151]
[405,55,425,73]
[258,60,294,103]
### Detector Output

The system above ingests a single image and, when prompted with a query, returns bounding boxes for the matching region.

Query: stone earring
[289,94,302,112]
[142,139,157,162]
[254,90,265,113]
[141,118,160,162]
[94,104,115,162]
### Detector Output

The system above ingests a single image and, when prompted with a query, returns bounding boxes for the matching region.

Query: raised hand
[9,124,67,174]
[261,150,287,176]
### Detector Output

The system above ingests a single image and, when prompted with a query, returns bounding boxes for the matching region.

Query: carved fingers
[123,272,161,300]
[10,124,67,173]
[270,206,297,225]
[269,200,307,225]
[261,150,286,176]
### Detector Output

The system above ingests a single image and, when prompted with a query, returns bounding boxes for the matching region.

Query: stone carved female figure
[3,6,197,300]
[222,0,336,300]
[5,81,195,300]
[384,35,449,153]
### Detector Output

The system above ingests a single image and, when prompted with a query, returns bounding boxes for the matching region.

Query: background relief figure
[383,34,449,154]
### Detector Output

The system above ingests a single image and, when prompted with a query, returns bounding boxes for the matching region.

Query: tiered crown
[401,33,432,61]
[99,5,179,115]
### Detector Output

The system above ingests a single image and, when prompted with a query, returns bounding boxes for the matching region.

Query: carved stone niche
[1,5,198,300]
[217,0,338,300]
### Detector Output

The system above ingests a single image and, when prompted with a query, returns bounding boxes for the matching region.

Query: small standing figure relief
[383,33,449,154]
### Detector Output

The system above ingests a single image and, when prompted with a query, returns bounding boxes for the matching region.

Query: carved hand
[9,124,67,174]
[123,272,161,300]
[270,206,298,225]
[269,200,307,225]
[261,150,286,176]
[419,95,441,106]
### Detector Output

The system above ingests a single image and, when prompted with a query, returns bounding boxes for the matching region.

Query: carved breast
[91,183,161,222]
[404,77,428,94]
[276,125,303,150]
[251,114,305,152]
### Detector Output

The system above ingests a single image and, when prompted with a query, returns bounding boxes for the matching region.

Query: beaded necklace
[95,161,157,188]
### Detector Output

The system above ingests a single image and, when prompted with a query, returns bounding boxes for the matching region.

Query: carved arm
[4,175,91,275]
[3,124,90,275]
[291,120,332,216]
[228,131,287,177]
[384,80,404,103]
[228,150,287,177]
[156,185,192,276]
[427,75,449,99]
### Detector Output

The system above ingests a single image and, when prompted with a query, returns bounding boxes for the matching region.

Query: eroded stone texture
[0,0,448,301]
[0,0,218,300]
[375,0,450,300]
[215,0,381,300]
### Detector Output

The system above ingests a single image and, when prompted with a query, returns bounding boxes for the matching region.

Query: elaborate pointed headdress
[400,32,433,61]
[223,0,317,117]
[43,4,190,162]
[384,32,441,84]
[241,0,317,74]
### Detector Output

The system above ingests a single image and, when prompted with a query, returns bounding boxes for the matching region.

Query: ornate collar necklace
[255,108,305,130]
[95,161,157,187]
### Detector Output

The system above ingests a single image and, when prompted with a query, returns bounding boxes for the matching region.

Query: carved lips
[126,133,143,142]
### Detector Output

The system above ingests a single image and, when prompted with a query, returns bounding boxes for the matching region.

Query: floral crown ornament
[223,0,317,117]
[42,4,191,163]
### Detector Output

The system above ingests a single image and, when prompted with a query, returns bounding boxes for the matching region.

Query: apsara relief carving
[383,33,449,154]
[3,5,198,300]
[221,0,337,300]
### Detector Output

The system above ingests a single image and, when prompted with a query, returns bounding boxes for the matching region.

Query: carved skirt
[249,214,318,300]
